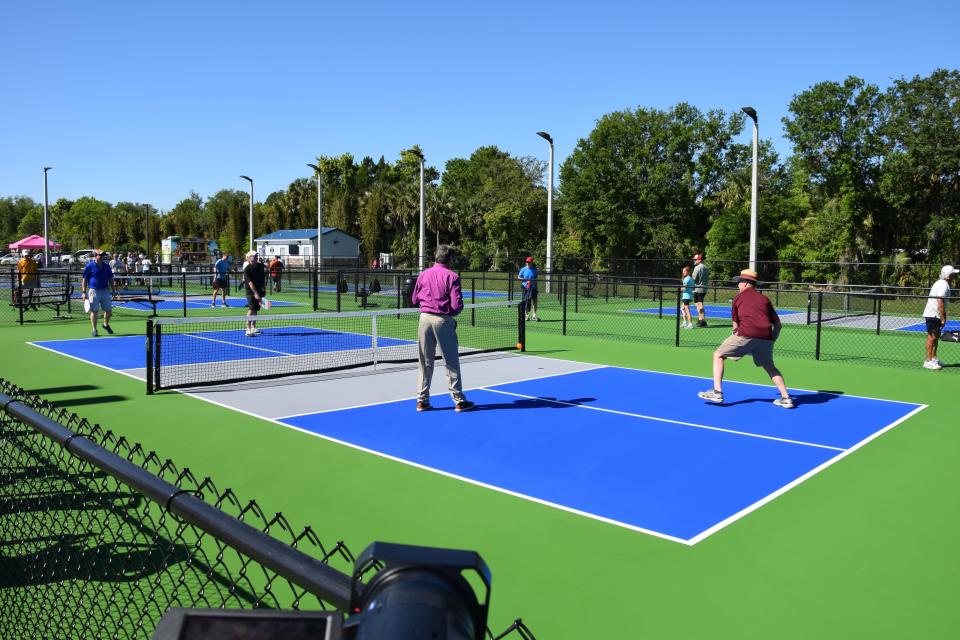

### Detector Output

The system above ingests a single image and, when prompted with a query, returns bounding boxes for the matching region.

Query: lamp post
[742,107,759,271]
[143,204,150,259]
[306,163,323,270]
[240,175,254,252]
[42,167,52,265]
[536,131,554,293]
[409,149,426,271]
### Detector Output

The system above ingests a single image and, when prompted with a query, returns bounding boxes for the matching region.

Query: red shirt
[411,263,463,315]
[731,286,778,339]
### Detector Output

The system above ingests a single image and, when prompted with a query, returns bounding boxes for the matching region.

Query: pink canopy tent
[7,235,61,251]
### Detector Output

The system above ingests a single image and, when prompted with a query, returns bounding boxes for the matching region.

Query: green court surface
[2,313,957,638]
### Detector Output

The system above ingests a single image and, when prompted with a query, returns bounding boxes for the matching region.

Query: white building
[254,228,360,267]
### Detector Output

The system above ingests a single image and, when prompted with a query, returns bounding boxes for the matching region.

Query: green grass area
[2,301,958,638]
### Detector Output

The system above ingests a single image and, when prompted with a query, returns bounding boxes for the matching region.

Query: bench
[11,283,74,318]
[580,274,600,298]
[113,290,161,316]
[356,286,378,308]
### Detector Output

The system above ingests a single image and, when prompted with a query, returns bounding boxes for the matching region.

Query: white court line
[480,387,845,451]
[274,360,606,421]
[686,403,928,544]
[183,332,298,357]
[28,342,147,384]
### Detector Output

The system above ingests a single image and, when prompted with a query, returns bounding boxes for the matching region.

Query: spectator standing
[680,266,694,329]
[269,256,284,293]
[922,265,959,370]
[692,254,709,327]
[16,251,39,309]
[34,251,45,268]
[242,250,267,336]
[697,269,793,408]
[81,250,114,337]
[411,244,474,413]
[518,256,539,321]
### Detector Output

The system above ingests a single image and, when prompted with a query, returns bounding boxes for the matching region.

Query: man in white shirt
[922,265,958,370]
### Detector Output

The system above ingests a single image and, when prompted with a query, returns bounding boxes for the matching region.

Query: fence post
[815,291,823,360]
[518,300,526,352]
[154,323,163,391]
[336,270,342,313]
[675,286,681,347]
[312,267,318,311]
[876,297,882,335]
[574,274,579,313]
[562,276,568,336]
[658,285,664,319]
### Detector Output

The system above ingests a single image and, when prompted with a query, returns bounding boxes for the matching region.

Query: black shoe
[455,401,476,413]
[697,320,707,327]
[102,324,114,335]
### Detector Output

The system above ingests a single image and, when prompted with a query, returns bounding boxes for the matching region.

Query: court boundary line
[686,403,928,544]
[479,387,845,451]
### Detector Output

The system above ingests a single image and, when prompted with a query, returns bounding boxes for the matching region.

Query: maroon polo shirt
[731,286,778,339]
[411,263,463,315]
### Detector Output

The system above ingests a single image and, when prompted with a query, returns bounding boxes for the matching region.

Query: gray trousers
[417,313,466,403]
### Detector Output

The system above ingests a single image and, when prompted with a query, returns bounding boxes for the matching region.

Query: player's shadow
[438,397,596,411]
[718,391,843,407]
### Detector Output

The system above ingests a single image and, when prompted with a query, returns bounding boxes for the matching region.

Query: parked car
[55,249,97,266]
[0,252,21,265]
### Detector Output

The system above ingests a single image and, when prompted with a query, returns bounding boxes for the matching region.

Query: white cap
[245,250,258,259]
[941,265,959,279]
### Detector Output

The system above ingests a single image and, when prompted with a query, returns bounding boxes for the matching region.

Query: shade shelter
[8,235,61,251]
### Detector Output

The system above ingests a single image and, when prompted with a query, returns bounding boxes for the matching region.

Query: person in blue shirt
[211,253,231,307]
[81,250,114,337]
[680,266,695,329]
[518,256,539,321]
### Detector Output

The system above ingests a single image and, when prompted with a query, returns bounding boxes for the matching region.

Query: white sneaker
[525,315,530,321]
[245,331,255,337]
[532,315,540,322]
[923,359,942,370]
[773,397,795,409]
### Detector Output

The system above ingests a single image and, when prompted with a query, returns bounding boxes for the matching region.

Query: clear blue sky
[2,1,956,211]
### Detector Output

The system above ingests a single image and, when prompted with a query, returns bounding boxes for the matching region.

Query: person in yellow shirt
[16,251,39,309]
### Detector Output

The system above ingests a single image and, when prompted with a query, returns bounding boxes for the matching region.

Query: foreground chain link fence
[0,380,536,639]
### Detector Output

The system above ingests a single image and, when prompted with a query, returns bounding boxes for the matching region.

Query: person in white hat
[921,265,959,370]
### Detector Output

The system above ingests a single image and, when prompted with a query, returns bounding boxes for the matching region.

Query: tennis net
[809,289,879,323]
[147,299,524,392]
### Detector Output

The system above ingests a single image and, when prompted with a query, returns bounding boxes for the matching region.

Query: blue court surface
[304,285,507,299]
[32,326,412,370]
[896,319,960,333]
[27,333,925,544]
[627,304,802,319]
[278,367,922,543]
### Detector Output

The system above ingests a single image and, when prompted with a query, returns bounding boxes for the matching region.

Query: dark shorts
[693,292,706,303]
[246,292,261,312]
[682,298,691,306]
[213,277,227,289]
[925,317,943,334]
[522,287,538,302]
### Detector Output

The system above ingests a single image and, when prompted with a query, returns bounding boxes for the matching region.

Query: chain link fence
[0,379,537,639]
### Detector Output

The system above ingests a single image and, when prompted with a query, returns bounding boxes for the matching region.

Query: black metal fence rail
[0,379,354,638]
[0,380,537,640]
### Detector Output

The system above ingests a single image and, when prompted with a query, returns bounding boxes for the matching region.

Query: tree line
[2,69,957,284]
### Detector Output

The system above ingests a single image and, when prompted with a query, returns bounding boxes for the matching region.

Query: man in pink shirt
[411,245,475,412]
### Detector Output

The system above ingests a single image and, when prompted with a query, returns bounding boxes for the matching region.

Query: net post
[371,315,378,370]
[518,301,526,352]
[815,291,823,360]
[146,320,154,395]
[471,278,476,327]
[508,273,514,301]
[658,285,663,319]
[806,293,813,325]
[312,267,318,311]
[675,286,681,347]
[605,277,609,303]
[181,272,187,317]
[154,322,163,390]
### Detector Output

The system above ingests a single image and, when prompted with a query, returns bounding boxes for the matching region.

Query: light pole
[42,167,52,265]
[306,163,323,270]
[143,204,150,259]
[409,149,426,271]
[240,175,254,252]
[536,131,554,293]
[742,107,759,271]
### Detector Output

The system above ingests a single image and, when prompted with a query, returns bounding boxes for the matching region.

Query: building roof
[254,228,338,241]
